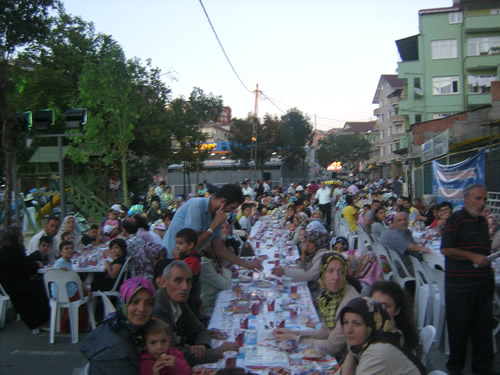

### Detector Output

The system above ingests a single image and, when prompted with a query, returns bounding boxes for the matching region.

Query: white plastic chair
[420,324,436,363]
[94,257,131,299]
[411,256,433,329]
[428,370,447,375]
[356,228,373,251]
[371,243,394,281]
[43,269,96,344]
[422,252,444,270]
[0,283,11,328]
[387,248,415,290]
[421,262,446,347]
[91,292,116,319]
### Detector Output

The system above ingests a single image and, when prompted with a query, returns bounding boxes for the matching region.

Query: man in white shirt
[263,178,271,193]
[314,181,332,229]
[241,180,254,200]
[27,216,61,261]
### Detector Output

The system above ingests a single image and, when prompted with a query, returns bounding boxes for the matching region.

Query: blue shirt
[51,258,78,298]
[161,197,222,258]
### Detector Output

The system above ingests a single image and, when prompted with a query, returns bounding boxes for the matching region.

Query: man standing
[27,216,61,261]
[154,261,239,366]
[241,180,254,200]
[441,184,496,375]
[341,195,358,232]
[314,181,332,229]
[161,183,262,271]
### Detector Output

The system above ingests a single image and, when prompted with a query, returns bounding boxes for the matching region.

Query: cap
[296,185,304,191]
[111,204,124,213]
[153,219,166,231]
[103,224,115,235]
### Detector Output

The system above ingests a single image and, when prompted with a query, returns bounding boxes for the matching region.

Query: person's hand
[272,267,285,277]
[188,344,207,358]
[213,341,239,358]
[420,247,431,253]
[152,354,176,375]
[246,258,263,271]
[471,253,490,268]
[36,261,44,269]
[171,249,180,259]
[213,205,228,227]
[273,331,299,342]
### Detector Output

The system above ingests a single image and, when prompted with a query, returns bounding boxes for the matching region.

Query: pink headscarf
[120,277,156,315]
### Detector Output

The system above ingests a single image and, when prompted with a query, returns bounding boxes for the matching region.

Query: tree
[228,115,254,167]
[0,0,57,223]
[280,108,313,168]
[318,132,372,171]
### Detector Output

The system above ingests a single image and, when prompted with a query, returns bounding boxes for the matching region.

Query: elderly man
[161,183,262,271]
[27,216,61,261]
[379,211,430,271]
[441,184,497,375]
[153,261,238,366]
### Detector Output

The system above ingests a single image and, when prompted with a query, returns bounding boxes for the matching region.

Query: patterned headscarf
[296,212,310,227]
[332,236,348,251]
[339,297,426,374]
[318,252,347,329]
[103,277,156,347]
[304,225,330,251]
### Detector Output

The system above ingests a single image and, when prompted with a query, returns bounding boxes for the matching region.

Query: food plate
[258,254,269,260]
[254,280,271,288]
[239,275,252,283]
[208,328,229,340]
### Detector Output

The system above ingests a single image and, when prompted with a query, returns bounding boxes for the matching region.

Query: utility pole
[252,84,259,183]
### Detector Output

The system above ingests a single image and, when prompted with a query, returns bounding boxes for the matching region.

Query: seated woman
[273,252,360,359]
[369,280,422,357]
[80,278,156,375]
[0,226,50,330]
[92,238,128,292]
[56,215,82,249]
[331,236,382,296]
[487,215,500,252]
[286,212,310,246]
[371,206,388,242]
[272,221,330,298]
[336,297,426,375]
[200,245,232,315]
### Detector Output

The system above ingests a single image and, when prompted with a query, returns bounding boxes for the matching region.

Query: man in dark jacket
[153,261,238,366]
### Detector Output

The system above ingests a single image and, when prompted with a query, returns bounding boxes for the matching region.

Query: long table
[199,218,339,373]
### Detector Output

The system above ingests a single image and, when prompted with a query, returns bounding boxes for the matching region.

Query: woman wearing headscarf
[0,226,50,330]
[80,277,156,375]
[337,297,426,375]
[331,236,382,296]
[272,220,330,298]
[56,215,82,249]
[273,252,360,359]
[286,212,310,245]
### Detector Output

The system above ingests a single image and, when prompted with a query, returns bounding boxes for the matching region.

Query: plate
[239,275,252,283]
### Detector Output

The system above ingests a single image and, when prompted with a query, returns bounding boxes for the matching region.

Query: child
[237,203,253,235]
[140,319,190,375]
[82,224,99,246]
[91,238,127,292]
[28,235,52,266]
[52,240,91,332]
[61,231,74,244]
[103,224,119,242]
[172,229,204,321]
[103,209,120,230]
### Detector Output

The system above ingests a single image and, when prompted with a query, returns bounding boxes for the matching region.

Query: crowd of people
[0,177,498,374]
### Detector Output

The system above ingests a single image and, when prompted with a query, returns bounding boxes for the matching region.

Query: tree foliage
[280,108,313,167]
[318,132,372,170]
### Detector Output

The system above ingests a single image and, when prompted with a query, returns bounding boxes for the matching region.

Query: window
[432,76,459,95]
[469,75,498,93]
[388,126,392,136]
[432,39,457,59]
[449,12,463,23]
[433,113,449,119]
[390,144,394,153]
[467,36,500,56]
[380,129,384,139]
[415,114,422,123]
[491,9,500,15]
[380,114,385,122]
[414,77,421,89]
[381,146,385,156]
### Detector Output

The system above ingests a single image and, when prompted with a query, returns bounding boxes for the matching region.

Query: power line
[198,0,253,94]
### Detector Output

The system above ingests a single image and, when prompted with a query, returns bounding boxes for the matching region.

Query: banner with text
[432,150,485,208]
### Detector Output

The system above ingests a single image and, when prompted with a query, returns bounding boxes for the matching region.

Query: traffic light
[16,111,32,132]
[32,110,54,130]
[65,109,87,130]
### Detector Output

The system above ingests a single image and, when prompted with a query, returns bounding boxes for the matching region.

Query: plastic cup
[290,283,298,295]
[267,299,275,312]
[276,316,286,328]
[224,351,238,367]
[256,240,260,248]
[235,330,245,346]
[274,259,280,267]
[289,304,299,320]
[251,301,260,316]
[240,315,249,329]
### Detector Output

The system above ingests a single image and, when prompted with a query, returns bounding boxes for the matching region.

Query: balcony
[464,54,500,71]
[465,15,500,33]
[389,97,400,106]
[373,108,380,117]
[391,114,405,124]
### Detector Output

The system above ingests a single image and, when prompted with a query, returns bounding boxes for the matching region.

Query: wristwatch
[207,227,214,234]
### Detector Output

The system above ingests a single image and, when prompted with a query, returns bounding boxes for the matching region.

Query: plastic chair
[356,228,373,251]
[421,262,446,346]
[371,243,394,281]
[428,370,447,375]
[411,256,433,329]
[386,248,415,290]
[422,252,444,270]
[0,283,11,328]
[91,292,116,320]
[420,325,436,363]
[94,257,131,299]
[43,269,96,344]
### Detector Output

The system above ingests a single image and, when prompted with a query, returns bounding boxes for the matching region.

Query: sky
[61,0,452,131]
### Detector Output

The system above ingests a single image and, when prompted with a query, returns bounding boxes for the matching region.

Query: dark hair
[89,224,99,231]
[374,205,387,221]
[370,281,422,357]
[47,216,61,224]
[345,195,354,205]
[175,228,198,246]
[163,211,175,222]
[109,238,127,257]
[61,231,73,241]
[39,235,53,245]
[133,214,150,231]
[215,184,244,205]
[59,240,74,251]
[363,204,371,210]
[159,181,166,186]
[241,203,253,211]
[122,219,138,234]
[1,225,22,248]
[143,318,172,339]
[439,201,453,210]
[372,199,381,204]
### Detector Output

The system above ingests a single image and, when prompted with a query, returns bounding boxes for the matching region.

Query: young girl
[91,238,127,292]
[140,319,190,375]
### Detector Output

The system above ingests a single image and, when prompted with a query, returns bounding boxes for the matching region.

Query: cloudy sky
[62,0,452,130]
